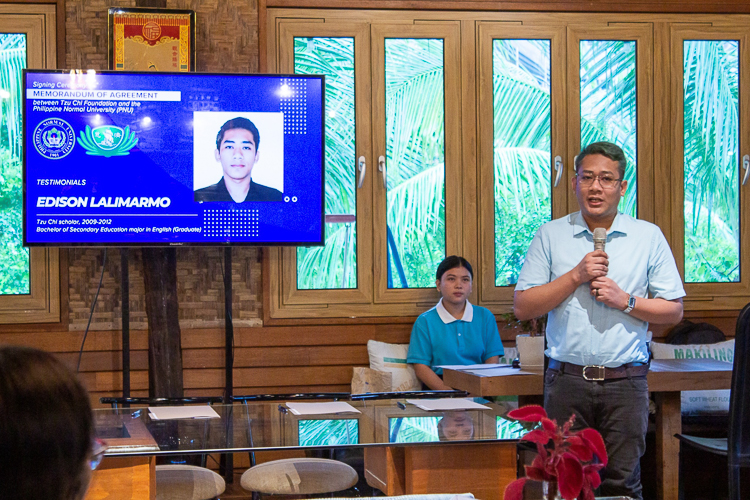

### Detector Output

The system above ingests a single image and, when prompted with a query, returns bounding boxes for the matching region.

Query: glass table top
[94,398,527,456]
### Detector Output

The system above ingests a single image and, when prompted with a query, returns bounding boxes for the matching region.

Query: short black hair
[216,117,260,151]
[0,346,93,500]
[575,141,626,179]
[436,255,473,281]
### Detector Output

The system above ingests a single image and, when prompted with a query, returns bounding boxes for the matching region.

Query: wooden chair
[675,302,750,499]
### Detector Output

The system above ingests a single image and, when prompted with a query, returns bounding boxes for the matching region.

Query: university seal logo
[33,118,75,160]
[77,125,139,157]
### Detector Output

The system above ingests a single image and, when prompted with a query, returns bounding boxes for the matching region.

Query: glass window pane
[385,39,445,289]
[0,34,28,296]
[683,40,740,283]
[493,39,552,287]
[580,40,637,216]
[294,37,357,290]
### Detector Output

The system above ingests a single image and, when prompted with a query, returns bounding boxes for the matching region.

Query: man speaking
[514,142,685,500]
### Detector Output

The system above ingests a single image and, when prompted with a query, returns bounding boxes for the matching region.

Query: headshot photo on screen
[193,111,284,203]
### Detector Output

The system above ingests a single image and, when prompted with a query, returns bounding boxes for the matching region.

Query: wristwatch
[623,294,636,314]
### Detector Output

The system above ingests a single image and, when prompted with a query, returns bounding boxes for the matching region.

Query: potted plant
[503,405,608,500]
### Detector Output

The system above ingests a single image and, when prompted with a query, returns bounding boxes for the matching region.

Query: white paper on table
[436,363,512,371]
[285,402,361,416]
[148,406,220,420]
[405,398,490,411]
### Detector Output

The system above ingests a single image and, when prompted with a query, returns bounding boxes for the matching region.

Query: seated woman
[0,346,96,500]
[407,255,504,390]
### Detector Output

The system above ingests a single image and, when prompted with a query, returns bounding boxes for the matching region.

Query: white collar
[436,298,473,324]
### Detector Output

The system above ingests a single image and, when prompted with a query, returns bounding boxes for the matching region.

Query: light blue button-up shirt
[516,211,685,367]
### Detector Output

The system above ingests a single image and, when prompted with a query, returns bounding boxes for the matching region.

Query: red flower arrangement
[503,405,608,500]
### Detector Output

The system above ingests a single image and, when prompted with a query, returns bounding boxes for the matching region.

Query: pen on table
[397,401,406,410]
[278,404,288,414]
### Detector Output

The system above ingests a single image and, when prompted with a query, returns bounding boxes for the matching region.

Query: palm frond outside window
[579,40,637,217]
[0,33,28,296]
[493,39,552,287]
[683,40,740,283]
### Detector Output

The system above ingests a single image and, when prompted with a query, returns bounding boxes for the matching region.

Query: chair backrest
[665,319,726,345]
[728,302,750,466]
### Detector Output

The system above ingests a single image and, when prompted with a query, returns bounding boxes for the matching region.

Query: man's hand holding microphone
[574,227,630,311]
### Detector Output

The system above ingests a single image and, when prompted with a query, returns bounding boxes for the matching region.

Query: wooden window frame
[262,7,750,321]
[669,24,750,309]
[0,3,61,325]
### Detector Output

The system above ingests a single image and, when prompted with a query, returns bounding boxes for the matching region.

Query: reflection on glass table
[298,418,359,446]
[388,412,528,443]
[92,398,520,456]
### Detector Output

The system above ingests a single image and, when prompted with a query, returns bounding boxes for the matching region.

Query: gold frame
[108,7,195,72]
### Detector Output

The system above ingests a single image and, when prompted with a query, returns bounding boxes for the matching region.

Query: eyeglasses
[576,172,622,189]
[90,437,108,471]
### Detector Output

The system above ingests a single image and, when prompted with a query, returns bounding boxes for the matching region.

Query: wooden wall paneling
[184,365,354,389]
[403,443,517,500]
[183,345,370,368]
[263,0,750,14]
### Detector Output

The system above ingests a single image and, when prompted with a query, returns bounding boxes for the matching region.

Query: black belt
[548,358,649,381]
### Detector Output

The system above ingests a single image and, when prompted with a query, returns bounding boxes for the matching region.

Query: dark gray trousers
[544,367,649,500]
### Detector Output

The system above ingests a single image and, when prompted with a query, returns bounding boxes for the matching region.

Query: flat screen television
[23,70,324,246]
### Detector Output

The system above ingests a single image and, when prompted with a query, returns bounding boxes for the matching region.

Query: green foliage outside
[579,40,637,217]
[291,35,740,290]
[294,37,358,290]
[496,416,527,439]
[389,416,440,443]
[493,39,638,286]
[298,419,358,446]
[0,34,28,295]
[294,37,447,290]
[493,40,552,286]
[387,415,526,442]
[683,40,739,283]
[385,39,446,288]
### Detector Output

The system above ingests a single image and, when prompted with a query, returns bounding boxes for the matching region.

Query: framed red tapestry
[108,7,195,72]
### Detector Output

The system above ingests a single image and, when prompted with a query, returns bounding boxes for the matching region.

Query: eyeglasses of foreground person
[0,345,95,500]
[576,172,623,189]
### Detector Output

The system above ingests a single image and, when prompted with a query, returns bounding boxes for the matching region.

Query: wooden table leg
[654,391,681,500]
[85,455,155,500]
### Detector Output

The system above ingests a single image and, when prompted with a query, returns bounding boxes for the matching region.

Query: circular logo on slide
[33,118,75,160]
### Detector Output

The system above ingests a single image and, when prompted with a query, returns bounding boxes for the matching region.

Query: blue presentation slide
[24,70,324,246]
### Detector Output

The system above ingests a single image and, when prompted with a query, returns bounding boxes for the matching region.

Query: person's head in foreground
[215,116,261,184]
[435,255,474,309]
[437,411,475,441]
[0,346,95,500]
